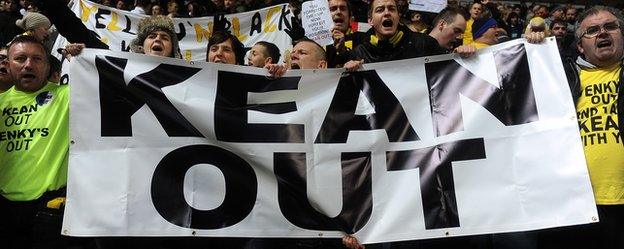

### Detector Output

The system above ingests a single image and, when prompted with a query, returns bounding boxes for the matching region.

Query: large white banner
[65,39,598,243]
[54,0,294,61]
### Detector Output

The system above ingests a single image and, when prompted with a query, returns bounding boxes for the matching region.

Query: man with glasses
[545,6,624,249]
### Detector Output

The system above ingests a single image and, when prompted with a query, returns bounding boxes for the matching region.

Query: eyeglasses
[582,21,621,38]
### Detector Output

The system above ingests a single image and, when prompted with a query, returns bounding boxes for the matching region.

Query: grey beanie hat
[130,15,182,59]
[15,12,51,31]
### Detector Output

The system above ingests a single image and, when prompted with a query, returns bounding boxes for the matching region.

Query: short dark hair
[255,41,281,64]
[328,0,352,19]
[470,1,483,9]
[432,7,466,27]
[368,0,397,18]
[207,31,245,65]
[8,35,50,64]
[293,38,326,61]
[551,19,567,29]
[575,6,624,41]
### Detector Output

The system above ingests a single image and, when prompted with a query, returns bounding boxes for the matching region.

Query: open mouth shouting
[333,16,345,27]
[151,43,164,52]
[382,19,393,28]
[20,72,37,81]
[596,39,613,49]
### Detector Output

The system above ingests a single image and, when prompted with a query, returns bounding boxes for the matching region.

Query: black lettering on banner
[250,12,262,36]
[386,138,486,229]
[96,56,202,137]
[122,16,135,35]
[120,40,131,52]
[95,9,111,29]
[176,23,186,41]
[60,74,69,85]
[315,70,419,143]
[425,44,539,136]
[278,5,292,31]
[214,71,304,143]
[151,145,257,229]
[274,152,372,233]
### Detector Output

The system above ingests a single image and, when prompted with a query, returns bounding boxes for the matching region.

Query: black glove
[284,16,306,44]
[213,14,231,33]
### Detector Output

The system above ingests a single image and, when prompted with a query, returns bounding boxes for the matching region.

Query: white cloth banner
[54,0,294,62]
[64,39,598,244]
[409,0,447,13]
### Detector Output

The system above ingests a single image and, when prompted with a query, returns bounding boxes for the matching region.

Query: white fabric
[63,38,597,243]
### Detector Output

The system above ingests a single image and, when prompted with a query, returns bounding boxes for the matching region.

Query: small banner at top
[64,39,597,243]
[301,0,334,46]
[409,0,447,13]
[53,0,294,61]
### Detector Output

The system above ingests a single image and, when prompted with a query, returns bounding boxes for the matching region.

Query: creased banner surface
[65,39,597,243]
[54,0,294,61]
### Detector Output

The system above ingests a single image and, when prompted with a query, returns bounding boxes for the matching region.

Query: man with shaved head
[289,38,328,69]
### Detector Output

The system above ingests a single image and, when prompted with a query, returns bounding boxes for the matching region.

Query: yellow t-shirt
[0,83,69,201]
[576,63,624,205]
[463,18,474,45]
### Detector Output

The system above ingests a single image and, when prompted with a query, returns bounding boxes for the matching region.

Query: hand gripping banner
[64,38,597,243]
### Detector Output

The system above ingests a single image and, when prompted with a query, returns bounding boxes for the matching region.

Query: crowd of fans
[1,0,624,248]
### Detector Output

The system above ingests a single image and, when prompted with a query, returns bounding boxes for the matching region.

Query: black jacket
[35,0,108,49]
[563,57,624,142]
[351,25,445,63]
[325,30,368,67]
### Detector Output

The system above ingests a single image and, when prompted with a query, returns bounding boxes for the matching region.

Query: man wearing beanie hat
[471,17,501,49]
[15,11,51,42]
